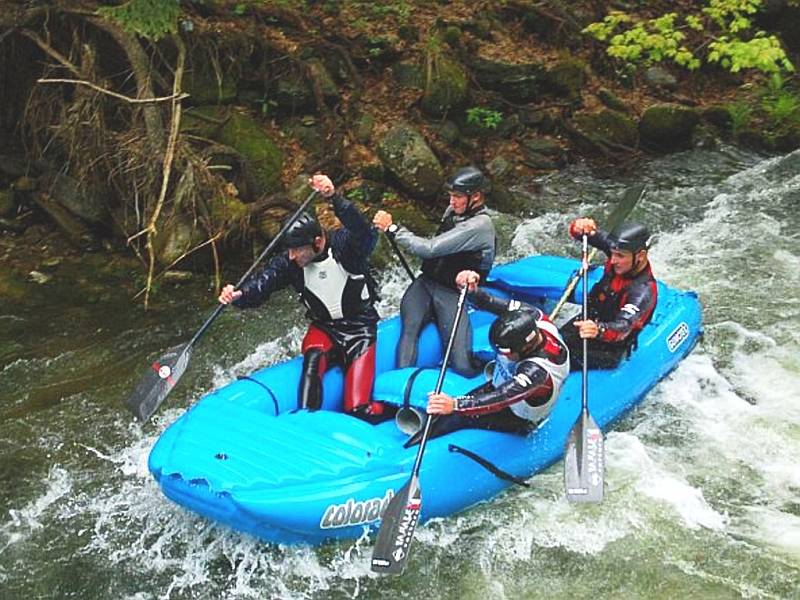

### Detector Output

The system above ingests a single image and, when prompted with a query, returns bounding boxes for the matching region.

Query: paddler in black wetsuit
[560,218,658,370]
[219,174,385,419]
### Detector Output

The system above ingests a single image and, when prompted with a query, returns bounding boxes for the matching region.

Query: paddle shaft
[581,234,589,414]
[187,190,318,349]
[384,231,416,281]
[549,184,645,320]
[410,285,469,477]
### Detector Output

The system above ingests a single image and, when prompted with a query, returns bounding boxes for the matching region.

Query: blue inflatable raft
[148,255,702,544]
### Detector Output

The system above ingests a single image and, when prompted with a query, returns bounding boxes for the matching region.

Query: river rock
[571,109,638,151]
[639,104,700,152]
[377,124,444,200]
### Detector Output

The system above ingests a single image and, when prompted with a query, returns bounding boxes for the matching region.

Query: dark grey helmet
[283,212,322,248]
[444,166,486,195]
[609,222,651,253]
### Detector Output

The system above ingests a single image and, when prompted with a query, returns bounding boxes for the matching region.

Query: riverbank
[1,0,799,303]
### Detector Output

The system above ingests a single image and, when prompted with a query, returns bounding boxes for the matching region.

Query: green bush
[583,1,795,78]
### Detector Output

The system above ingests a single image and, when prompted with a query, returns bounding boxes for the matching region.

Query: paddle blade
[608,184,646,231]
[125,344,192,422]
[564,412,604,503]
[371,476,422,575]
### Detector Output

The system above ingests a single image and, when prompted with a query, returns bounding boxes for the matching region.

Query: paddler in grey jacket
[373,166,496,376]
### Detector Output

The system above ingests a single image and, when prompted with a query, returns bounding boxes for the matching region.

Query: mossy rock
[597,88,630,113]
[544,58,587,100]
[470,58,546,103]
[421,57,469,118]
[184,60,237,106]
[377,124,444,200]
[217,112,284,196]
[572,109,638,150]
[207,195,249,226]
[639,104,699,152]
[181,105,229,138]
[702,105,734,132]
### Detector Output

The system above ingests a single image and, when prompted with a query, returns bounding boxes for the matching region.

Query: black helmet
[283,212,322,248]
[489,308,540,356]
[444,166,486,195]
[609,222,651,253]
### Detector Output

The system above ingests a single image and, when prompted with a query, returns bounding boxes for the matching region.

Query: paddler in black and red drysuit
[218,174,386,420]
[560,218,658,370]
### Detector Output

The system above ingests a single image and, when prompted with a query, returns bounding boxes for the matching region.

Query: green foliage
[466,107,503,130]
[708,34,795,75]
[583,0,794,78]
[98,0,180,40]
[726,100,753,134]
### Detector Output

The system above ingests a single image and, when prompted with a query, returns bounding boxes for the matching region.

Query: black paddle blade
[371,476,422,575]
[564,412,604,503]
[608,184,646,231]
[126,344,192,422]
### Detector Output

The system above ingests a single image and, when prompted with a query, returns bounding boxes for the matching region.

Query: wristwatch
[596,321,607,337]
[387,223,399,235]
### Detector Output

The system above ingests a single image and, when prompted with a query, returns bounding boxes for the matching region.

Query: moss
[207,195,249,226]
[217,112,284,195]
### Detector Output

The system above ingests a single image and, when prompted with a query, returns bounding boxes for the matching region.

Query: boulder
[571,109,638,151]
[639,104,700,152]
[421,56,469,118]
[644,66,678,90]
[597,88,631,113]
[44,172,107,225]
[377,124,444,200]
[470,58,546,103]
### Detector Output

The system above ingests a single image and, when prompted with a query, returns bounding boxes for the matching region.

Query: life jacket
[491,318,569,423]
[589,260,657,350]
[301,248,373,322]
[421,207,492,289]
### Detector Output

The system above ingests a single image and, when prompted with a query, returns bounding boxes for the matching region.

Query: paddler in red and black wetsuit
[218,174,385,420]
[560,218,658,370]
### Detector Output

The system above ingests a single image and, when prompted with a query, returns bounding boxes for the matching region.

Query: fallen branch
[36,78,189,104]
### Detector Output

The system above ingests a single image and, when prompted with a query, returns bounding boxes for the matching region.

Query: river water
[1,146,798,599]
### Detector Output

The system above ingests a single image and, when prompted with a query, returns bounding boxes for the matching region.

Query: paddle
[549,184,645,320]
[125,190,319,422]
[563,234,604,502]
[383,230,416,281]
[371,284,469,575]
